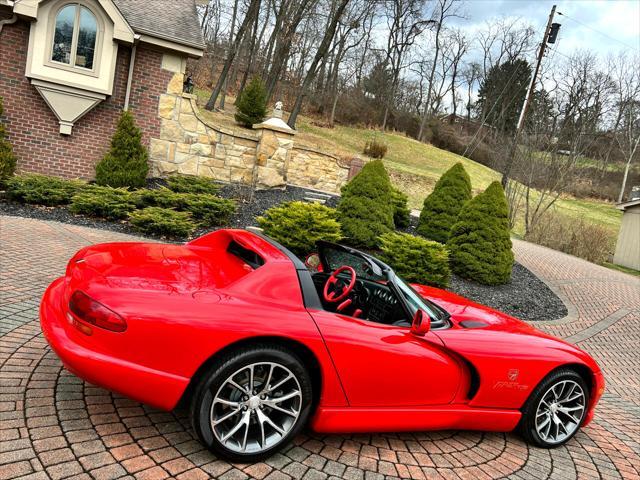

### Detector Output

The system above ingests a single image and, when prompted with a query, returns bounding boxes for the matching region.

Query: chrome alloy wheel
[535,379,586,444]
[210,362,302,454]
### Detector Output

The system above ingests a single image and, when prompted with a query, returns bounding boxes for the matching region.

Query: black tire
[190,344,313,462]
[519,368,589,448]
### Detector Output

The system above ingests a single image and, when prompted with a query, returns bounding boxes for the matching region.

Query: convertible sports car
[40,228,604,462]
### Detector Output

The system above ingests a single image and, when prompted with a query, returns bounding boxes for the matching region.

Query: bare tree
[445,28,467,120]
[477,17,536,80]
[381,0,432,131]
[264,0,318,101]
[218,0,240,110]
[287,0,352,128]
[462,61,481,121]
[205,0,262,110]
[417,0,460,140]
[613,53,640,202]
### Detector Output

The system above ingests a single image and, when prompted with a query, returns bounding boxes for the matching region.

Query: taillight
[69,291,127,333]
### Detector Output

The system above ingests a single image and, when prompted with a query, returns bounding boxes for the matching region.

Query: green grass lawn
[603,262,640,277]
[192,89,622,238]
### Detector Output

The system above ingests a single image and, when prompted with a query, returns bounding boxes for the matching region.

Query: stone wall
[288,145,350,192]
[149,86,351,193]
[150,90,258,184]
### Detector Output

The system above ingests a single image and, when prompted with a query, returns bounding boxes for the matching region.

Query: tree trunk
[287,0,351,129]
[205,0,262,110]
[418,21,442,141]
[219,0,240,110]
[618,136,639,202]
[236,8,261,101]
[381,106,389,131]
[264,0,315,102]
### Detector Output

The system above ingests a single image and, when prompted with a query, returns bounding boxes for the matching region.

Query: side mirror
[305,253,322,272]
[410,310,431,337]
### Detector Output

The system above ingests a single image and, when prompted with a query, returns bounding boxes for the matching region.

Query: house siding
[0,17,173,179]
[613,205,640,270]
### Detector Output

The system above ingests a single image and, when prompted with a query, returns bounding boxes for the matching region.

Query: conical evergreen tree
[417,163,472,243]
[447,181,514,285]
[95,111,148,188]
[391,186,410,229]
[337,159,394,248]
[0,97,17,186]
[234,77,268,127]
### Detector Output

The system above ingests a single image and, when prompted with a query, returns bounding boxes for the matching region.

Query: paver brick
[1,216,639,480]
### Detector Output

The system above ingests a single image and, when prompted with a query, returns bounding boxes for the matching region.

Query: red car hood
[415,284,539,335]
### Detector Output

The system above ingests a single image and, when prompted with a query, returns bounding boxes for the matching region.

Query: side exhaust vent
[459,320,489,329]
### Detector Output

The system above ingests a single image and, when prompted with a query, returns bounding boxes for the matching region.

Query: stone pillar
[253,116,296,189]
[348,157,365,180]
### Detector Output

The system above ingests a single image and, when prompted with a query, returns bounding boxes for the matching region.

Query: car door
[308,309,463,406]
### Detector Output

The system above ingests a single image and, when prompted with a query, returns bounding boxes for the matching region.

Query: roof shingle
[113,0,205,49]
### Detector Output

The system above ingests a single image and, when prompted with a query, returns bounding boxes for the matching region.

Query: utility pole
[501,4,558,188]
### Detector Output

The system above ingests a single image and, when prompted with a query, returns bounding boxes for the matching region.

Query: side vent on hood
[459,320,489,329]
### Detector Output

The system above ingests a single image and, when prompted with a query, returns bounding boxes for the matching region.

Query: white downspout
[123,35,140,111]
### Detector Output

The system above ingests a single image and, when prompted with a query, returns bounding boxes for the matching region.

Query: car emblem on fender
[508,369,519,381]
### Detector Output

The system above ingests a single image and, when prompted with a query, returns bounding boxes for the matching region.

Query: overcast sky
[452,0,639,60]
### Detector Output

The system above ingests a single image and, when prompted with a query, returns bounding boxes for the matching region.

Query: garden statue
[273,101,283,119]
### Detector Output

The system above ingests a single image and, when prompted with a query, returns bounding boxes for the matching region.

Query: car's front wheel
[191,345,313,462]
[519,368,589,448]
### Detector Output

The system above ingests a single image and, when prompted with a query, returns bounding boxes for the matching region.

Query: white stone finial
[273,101,284,119]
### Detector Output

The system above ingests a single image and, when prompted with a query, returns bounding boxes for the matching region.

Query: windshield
[321,245,385,282]
[317,241,449,328]
[394,275,447,328]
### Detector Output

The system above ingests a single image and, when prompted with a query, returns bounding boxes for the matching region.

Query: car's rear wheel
[519,368,589,448]
[191,345,313,462]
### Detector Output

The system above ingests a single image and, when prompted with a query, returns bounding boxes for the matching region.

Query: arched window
[51,3,98,70]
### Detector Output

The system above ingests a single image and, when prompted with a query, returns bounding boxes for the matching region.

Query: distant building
[613,199,640,271]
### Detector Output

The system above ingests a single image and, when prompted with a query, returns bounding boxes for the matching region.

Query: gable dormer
[16,0,134,133]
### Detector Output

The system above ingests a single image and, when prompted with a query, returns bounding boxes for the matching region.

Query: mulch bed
[0,182,566,322]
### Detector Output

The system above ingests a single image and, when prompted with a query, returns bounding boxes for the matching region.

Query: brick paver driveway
[1,215,639,480]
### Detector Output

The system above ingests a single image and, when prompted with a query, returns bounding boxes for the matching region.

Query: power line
[556,11,639,52]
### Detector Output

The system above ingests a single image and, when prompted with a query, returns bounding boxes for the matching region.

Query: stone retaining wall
[148,80,351,193]
[288,145,350,192]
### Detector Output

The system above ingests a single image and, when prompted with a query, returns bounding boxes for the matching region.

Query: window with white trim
[51,3,98,70]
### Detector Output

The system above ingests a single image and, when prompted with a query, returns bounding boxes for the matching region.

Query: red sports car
[40,228,604,462]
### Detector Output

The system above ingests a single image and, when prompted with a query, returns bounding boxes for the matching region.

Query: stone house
[0,0,204,179]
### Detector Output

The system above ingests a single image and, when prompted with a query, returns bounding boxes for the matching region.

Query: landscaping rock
[0,183,566,322]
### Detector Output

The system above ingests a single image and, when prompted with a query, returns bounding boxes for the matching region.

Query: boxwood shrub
[7,175,86,206]
[447,181,514,285]
[129,207,196,238]
[166,174,220,195]
[379,232,450,288]
[70,185,136,220]
[258,201,342,256]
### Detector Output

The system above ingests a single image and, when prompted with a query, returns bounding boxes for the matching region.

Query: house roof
[617,199,640,211]
[113,0,205,50]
